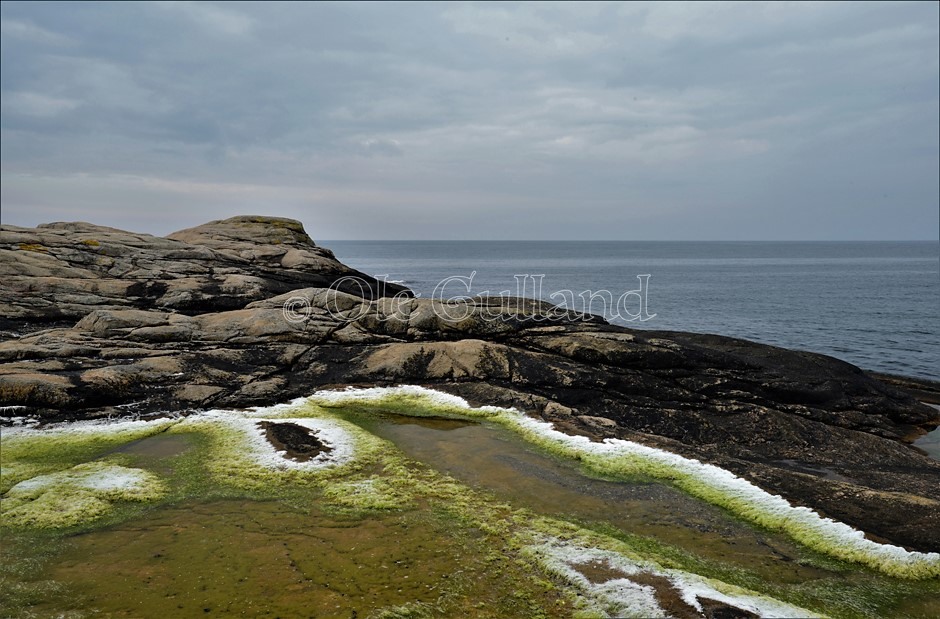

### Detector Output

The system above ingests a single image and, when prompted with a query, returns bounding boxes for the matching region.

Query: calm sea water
[326,241,939,381]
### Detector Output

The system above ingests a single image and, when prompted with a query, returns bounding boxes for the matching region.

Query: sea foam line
[177,411,355,471]
[0,415,182,439]
[527,535,823,618]
[310,385,940,580]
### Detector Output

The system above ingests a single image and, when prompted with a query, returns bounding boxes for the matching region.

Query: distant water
[326,241,939,381]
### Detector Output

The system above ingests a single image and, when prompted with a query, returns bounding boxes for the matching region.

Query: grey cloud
[153,1,254,37]
[0,17,74,46]
[357,138,404,158]
[0,1,937,240]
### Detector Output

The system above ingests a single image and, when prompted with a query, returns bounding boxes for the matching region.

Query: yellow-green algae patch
[21,499,567,619]
[162,401,828,616]
[322,476,417,512]
[370,464,822,617]
[164,400,393,495]
[1,405,573,618]
[1,461,165,528]
[309,386,940,581]
[2,395,938,618]
[0,417,180,494]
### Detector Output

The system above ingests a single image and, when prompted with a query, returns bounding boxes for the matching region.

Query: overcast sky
[1,2,937,240]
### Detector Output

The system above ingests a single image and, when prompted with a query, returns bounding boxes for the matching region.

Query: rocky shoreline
[1,216,938,553]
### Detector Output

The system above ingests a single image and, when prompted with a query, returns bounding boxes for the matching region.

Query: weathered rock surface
[0,215,408,333]
[1,216,938,553]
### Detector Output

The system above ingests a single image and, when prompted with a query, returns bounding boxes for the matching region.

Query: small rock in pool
[258,421,332,462]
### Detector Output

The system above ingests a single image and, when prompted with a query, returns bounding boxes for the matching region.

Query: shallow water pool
[2,402,938,619]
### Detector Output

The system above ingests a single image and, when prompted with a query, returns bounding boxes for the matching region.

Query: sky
[1,1,938,240]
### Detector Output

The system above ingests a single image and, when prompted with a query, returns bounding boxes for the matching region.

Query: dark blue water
[325,241,939,381]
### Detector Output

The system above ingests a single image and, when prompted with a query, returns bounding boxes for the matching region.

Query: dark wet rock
[698,599,760,619]
[259,421,331,461]
[1,217,938,552]
[870,372,940,406]
[570,562,760,619]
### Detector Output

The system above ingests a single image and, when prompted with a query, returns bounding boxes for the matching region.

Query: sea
[326,241,939,382]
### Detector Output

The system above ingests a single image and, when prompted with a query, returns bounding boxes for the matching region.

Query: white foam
[508,412,940,576]
[309,385,940,578]
[8,473,56,493]
[5,385,935,577]
[0,415,181,440]
[531,541,664,617]
[1,402,354,477]
[0,405,29,413]
[530,536,822,618]
[312,385,474,411]
[179,410,355,471]
[7,463,156,497]
[79,468,152,492]
[2,463,165,528]
[0,415,40,429]
[311,385,510,418]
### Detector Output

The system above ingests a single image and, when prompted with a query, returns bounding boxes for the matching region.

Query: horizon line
[319,239,940,243]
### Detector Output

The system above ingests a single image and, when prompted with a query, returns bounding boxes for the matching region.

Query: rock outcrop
[0,215,408,332]
[1,216,938,553]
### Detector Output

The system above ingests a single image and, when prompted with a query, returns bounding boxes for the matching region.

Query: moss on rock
[1,461,165,528]
[311,386,940,581]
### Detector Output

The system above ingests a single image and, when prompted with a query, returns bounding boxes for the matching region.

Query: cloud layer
[2,2,937,239]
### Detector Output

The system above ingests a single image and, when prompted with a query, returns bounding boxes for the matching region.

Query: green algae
[5,494,567,618]
[312,389,940,581]
[322,474,417,513]
[1,461,166,529]
[0,418,179,494]
[1,421,177,530]
[160,405,404,508]
[347,409,854,585]
[0,407,570,615]
[1,397,938,618]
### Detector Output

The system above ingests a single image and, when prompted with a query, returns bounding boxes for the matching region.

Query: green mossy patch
[1,461,165,528]
[314,390,940,581]
[1,419,179,494]
[165,404,385,494]
[2,396,938,618]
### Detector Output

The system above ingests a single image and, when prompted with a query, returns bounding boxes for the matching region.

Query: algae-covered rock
[1,462,165,528]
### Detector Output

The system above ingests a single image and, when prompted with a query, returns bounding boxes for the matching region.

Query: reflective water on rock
[913,425,940,461]
[113,433,193,459]
[109,433,195,475]
[20,499,561,618]
[913,405,940,461]
[4,412,939,618]
[343,412,834,584]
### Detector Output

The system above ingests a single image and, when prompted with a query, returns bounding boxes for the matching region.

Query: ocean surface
[325,241,939,381]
